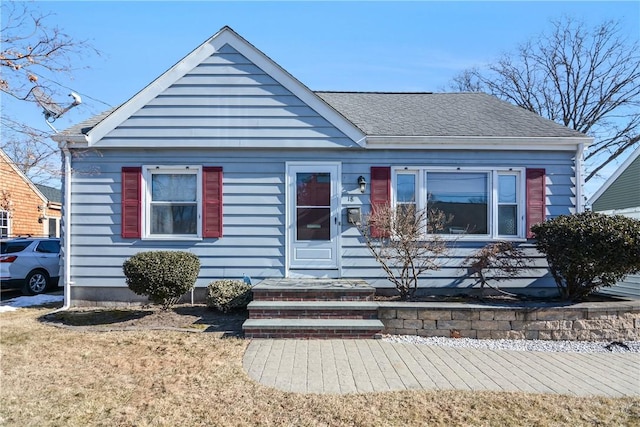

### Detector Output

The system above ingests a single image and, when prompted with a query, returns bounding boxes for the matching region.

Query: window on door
[295,172,331,240]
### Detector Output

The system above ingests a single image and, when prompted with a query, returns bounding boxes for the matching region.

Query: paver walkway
[243,339,640,397]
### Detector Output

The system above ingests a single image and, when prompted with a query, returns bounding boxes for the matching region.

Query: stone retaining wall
[379,301,640,341]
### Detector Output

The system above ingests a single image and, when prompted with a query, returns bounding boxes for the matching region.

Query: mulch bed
[41,304,247,337]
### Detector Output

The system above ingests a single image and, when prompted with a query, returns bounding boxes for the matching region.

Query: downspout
[575,142,585,213]
[51,146,73,312]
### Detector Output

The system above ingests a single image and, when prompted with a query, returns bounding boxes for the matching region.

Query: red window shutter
[121,167,142,238]
[526,168,546,238]
[370,166,391,238]
[203,167,223,238]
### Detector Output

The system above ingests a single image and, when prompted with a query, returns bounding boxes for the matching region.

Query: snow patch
[0,294,64,312]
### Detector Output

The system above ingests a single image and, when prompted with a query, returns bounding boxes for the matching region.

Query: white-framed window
[142,166,202,239]
[396,171,418,218]
[46,217,60,238]
[0,210,10,238]
[392,167,525,239]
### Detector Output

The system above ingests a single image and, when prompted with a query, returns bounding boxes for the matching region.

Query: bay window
[392,167,524,239]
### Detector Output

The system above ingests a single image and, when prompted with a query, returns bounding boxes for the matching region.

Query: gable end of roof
[55,27,365,148]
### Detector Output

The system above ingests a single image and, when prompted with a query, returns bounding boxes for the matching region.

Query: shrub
[206,279,252,313]
[123,251,200,309]
[532,212,640,301]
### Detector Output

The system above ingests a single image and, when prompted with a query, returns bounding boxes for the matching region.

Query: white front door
[287,163,340,271]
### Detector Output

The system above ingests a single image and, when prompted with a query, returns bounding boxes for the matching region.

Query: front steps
[242,279,384,339]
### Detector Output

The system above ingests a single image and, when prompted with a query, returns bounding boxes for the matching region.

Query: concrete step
[242,318,384,339]
[252,278,376,301]
[248,300,379,319]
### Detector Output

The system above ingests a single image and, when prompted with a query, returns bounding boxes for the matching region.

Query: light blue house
[53,27,592,305]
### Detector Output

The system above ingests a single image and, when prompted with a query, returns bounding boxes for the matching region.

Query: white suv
[1,238,61,295]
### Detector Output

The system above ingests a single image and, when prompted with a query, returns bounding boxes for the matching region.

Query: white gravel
[382,334,640,353]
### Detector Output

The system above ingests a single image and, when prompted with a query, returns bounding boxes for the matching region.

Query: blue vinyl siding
[68,148,575,294]
[598,274,640,299]
[98,44,357,149]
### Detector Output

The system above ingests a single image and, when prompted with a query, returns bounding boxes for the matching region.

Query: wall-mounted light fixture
[357,175,367,193]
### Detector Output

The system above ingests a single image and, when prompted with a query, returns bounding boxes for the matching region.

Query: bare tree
[0,190,13,213]
[451,17,640,181]
[1,117,60,183]
[1,1,98,183]
[358,204,451,300]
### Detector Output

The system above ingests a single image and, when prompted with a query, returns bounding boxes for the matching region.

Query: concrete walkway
[243,339,640,397]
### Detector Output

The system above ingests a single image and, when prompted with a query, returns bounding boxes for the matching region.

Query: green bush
[206,279,252,313]
[123,251,200,309]
[532,212,640,301]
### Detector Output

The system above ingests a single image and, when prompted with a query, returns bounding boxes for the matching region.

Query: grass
[1,307,639,426]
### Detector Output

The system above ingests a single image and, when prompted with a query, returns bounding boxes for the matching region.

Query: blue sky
[5,1,640,195]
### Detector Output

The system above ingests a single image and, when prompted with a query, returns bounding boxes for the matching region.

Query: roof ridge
[315,91,436,95]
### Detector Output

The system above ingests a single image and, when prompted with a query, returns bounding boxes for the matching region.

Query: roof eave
[52,133,90,148]
[365,135,593,150]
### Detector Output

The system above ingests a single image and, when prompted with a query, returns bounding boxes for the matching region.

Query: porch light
[357,176,367,193]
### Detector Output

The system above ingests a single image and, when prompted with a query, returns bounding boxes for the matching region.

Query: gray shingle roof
[58,107,118,137]
[35,184,62,204]
[315,92,585,138]
[58,92,586,140]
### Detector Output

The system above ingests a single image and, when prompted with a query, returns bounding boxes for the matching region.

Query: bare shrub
[358,204,451,300]
[463,241,530,298]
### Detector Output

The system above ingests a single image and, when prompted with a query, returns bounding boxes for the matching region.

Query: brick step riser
[253,291,374,302]
[249,309,378,319]
[244,329,382,339]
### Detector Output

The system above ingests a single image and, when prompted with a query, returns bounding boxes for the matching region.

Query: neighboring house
[0,149,62,238]
[589,147,640,219]
[52,27,592,305]
[588,146,640,298]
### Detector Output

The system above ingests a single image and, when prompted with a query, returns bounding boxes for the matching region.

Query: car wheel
[22,270,50,295]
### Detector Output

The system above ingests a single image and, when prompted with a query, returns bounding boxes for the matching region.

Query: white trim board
[366,136,592,150]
